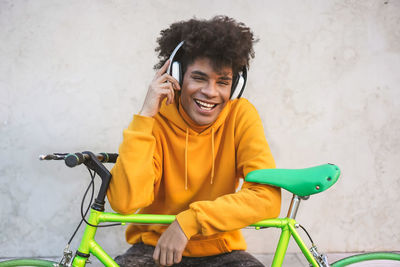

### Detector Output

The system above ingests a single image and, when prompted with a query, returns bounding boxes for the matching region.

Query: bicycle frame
[4,156,396,266]
[72,209,319,267]
[73,210,175,266]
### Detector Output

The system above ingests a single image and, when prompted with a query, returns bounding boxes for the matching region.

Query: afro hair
[154,16,257,74]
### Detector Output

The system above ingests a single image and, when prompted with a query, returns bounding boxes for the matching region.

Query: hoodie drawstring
[185,128,189,190]
[184,127,216,190]
[211,127,215,184]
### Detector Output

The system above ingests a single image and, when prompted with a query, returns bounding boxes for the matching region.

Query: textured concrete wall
[1,0,399,259]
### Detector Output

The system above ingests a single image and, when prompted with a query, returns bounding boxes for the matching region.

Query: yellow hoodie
[107,98,281,257]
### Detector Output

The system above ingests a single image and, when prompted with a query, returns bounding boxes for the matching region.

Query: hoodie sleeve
[107,114,163,214]
[176,100,281,239]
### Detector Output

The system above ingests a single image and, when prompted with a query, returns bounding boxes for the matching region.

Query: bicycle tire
[331,252,400,266]
[0,259,58,267]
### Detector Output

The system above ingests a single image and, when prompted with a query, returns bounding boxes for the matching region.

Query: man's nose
[201,81,218,98]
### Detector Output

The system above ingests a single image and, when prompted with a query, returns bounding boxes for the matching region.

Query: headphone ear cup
[230,75,245,99]
[230,67,247,99]
[230,75,240,99]
[171,61,182,85]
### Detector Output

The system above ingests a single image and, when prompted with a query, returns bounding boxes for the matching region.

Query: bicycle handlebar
[40,151,116,211]
[39,152,118,167]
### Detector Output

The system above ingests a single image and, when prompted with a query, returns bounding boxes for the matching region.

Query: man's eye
[193,76,205,81]
[218,81,230,86]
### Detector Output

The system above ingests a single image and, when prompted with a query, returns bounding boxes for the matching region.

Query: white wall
[1,0,399,259]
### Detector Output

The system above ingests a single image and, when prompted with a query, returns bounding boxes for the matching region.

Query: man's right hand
[139,60,181,117]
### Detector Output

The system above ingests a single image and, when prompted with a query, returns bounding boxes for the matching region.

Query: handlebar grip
[100,153,118,163]
[65,153,85,167]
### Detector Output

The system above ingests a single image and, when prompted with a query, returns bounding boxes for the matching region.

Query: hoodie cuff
[176,209,201,240]
[127,114,155,134]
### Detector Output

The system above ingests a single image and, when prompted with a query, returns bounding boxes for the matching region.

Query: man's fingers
[153,245,160,265]
[169,76,181,91]
[159,247,167,266]
[156,73,181,91]
[168,86,175,105]
[159,84,175,105]
[153,220,188,266]
[174,250,182,264]
[156,60,170,78]
[159,82,174,91]
[166,250,174,266]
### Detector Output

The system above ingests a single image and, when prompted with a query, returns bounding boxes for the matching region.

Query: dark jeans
[115,243,264,267]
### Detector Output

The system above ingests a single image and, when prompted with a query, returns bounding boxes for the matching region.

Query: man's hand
[153,220,188,266]
[140,60,181,117]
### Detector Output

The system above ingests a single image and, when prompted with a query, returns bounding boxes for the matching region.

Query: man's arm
[107,60,180,214]
[107,115,162,214]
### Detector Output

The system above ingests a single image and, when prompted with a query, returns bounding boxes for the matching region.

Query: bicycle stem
[82,151,112,212]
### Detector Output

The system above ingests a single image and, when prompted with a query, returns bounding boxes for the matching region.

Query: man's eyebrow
[191,70,232,80]
[217,71,233,80]
[191,70,208,77]
[219,76,232,81]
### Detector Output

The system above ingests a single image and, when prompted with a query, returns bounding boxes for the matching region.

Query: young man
[107,16,281,266]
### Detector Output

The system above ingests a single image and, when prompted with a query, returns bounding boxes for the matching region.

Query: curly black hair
[154,16,257,74]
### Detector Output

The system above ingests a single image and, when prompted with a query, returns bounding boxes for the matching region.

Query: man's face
[180,57,233,126]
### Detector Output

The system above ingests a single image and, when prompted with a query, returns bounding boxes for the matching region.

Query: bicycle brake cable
[60,168,96,266]
[65,168,96,248]
[298,224,314,245]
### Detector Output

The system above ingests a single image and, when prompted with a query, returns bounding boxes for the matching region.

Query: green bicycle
[1,151,399,266]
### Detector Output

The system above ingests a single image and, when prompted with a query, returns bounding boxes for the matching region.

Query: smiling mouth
[194,99,217,111]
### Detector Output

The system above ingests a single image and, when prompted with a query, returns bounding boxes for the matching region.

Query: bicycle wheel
[0,259,58,267]
[331,252,400,266]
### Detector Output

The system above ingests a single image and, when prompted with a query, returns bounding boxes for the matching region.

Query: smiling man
[107,16,281,266]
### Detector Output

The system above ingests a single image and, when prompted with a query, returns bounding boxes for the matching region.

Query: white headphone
[167,41,247,99]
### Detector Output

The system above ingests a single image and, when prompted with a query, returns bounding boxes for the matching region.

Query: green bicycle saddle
[245,164,341,197]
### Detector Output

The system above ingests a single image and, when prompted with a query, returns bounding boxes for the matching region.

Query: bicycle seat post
[287,194,305,219]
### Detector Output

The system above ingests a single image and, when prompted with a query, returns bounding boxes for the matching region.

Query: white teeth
[195,100,216,110]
